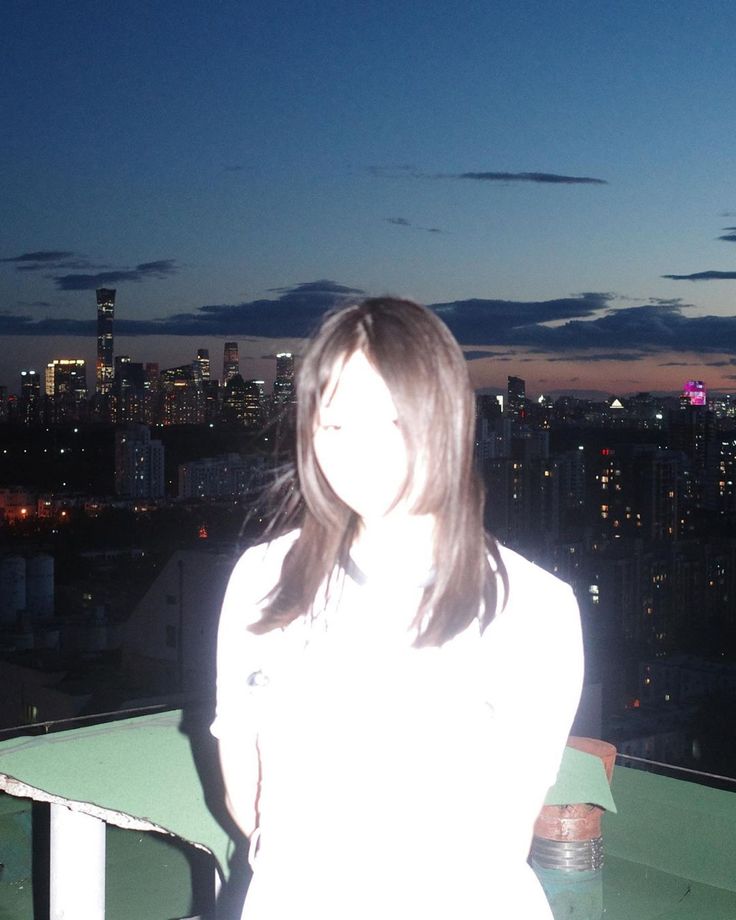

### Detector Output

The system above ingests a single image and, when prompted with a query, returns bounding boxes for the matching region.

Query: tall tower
[20,369,41,425]
[273,352,295,407]
[96,288,115,395]
[194,348,211,382]
[507,375,526,425]
[223,342,239,382]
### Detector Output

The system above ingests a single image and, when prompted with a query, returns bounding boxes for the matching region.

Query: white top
[212,531,584,920]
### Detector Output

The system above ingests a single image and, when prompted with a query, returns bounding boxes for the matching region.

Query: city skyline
[5,1,736,395]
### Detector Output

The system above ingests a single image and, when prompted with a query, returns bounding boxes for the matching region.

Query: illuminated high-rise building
[507,375,526,425]
[194,348,211,382]
[45,359,87,400]
[273,352,295,407]
[160,364,205,425]
[96,288,115,395]
[20,369,41,425]
[114,425,165,499]
[223,342,239,382]
[113,355,145,424]
[275,352,294,380]
[46,359,88,423]
[683,379,706,407]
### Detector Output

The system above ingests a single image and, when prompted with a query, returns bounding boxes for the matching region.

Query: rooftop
[0,709,734,919]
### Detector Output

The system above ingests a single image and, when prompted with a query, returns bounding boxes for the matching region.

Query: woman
[211,297,583,919]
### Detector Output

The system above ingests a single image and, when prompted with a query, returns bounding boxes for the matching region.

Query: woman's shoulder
[481,543,583,684]
[493,543,579,625]
[496,543,573,594]
[223,529,300,613]
[231,528,299,575]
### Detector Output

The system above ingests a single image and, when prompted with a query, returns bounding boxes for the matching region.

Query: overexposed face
[313,350,409,522]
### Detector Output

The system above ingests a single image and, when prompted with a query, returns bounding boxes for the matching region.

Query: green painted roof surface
[2,711,736,920]
[605,765,736,894]
[0,711,614,875]
[0,796,214,920]
[0,711,233,873]
[602,854,736,920]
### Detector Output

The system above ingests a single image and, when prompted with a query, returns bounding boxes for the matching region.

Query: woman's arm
[211,543,278,840]
[483,566,584,861]
[218,733,260,838]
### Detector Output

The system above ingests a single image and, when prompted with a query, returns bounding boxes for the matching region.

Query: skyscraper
[45,359,87,400]
[113,355,145,424]
[273,352,295,407]
[19,369,41,425]
[507,375,526,425]
[46,359,88,423]
[194,348,211,382]
[96,288,115,396]
[223,342,239,382]
[683,379,707,407]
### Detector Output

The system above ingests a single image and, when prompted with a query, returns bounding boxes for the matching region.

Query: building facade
[95,288,115,396]
[114,425,165,499]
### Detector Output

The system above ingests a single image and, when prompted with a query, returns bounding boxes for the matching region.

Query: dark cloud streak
[53,259,179,290]
[663,270,736,281]
[455,171,607,185]
[370,166,607,185]
[1,250,75,264]
[8,281,736,364]
[384,217,445,233]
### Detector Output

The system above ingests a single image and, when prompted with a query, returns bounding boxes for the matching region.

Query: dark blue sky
[4,0,736,394]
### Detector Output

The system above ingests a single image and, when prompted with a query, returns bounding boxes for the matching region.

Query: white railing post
[49,804,106,920]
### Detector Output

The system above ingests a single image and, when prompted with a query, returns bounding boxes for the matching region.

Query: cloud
[1,251,103,273]
[545,352,645,363]
[516,303,736,355]
[2,249,178,286]
[454,171,606,185]
[719,227,736,242]
[7,282,736,364]
[266,280,363,297]
[160,280,365,338]
[0,286,631,345]
[53,259,179,290]
[431,292,612,343]
[1,250,76,264]
[19,260,104,273]
[371,166,607,185]
[649,296,687,306]
[662,270,736,281]
[435,298,736,358]
[463,350,514,361]
[384,217,445,234]
[223,165,244,172]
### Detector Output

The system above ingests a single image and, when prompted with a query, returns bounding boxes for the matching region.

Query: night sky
[4,0,736,396]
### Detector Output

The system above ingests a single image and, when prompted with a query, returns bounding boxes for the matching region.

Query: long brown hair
[251,297,508,646]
